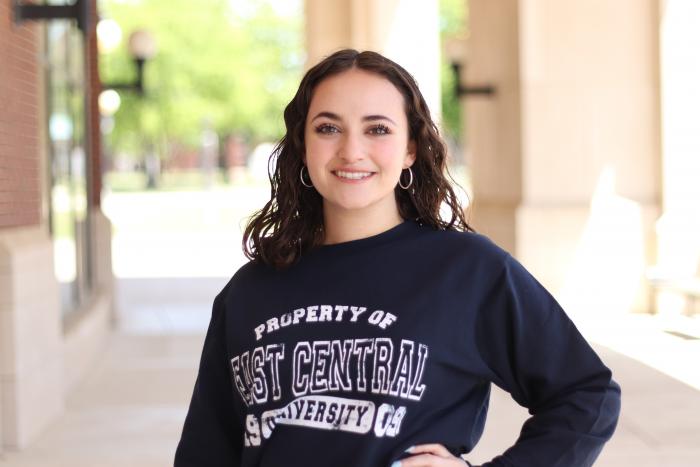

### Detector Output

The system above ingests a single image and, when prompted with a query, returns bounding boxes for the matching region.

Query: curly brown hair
[242,49,473,269]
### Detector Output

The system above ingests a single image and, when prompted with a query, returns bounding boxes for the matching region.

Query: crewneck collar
[310,218,420,257]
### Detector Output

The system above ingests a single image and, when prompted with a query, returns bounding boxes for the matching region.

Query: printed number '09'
[374,403,406,437]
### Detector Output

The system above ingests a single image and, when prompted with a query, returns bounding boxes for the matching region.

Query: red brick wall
[0,2,41,228]
[88,0,102,208]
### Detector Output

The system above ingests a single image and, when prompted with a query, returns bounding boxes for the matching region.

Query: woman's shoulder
[414,222,510,263]
[399,222,512,287]
[216,259,271,301]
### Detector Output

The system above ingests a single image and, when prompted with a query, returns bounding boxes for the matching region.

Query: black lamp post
[96,23,157,187]
[102,29,157,96]
[444,37,496,99]
[451,62,497,98]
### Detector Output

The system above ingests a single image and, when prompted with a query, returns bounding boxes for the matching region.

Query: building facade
[0,0,113,451]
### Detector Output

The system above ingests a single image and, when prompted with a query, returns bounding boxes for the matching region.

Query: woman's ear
[404,141,417,168]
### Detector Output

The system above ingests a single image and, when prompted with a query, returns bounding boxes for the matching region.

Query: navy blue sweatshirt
[175,219,621,466]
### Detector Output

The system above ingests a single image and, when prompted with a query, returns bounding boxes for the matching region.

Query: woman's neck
[322,204,404,245]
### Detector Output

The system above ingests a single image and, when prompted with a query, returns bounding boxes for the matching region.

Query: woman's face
[303,68,415,220]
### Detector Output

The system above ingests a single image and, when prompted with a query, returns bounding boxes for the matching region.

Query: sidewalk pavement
[0,277,699,467]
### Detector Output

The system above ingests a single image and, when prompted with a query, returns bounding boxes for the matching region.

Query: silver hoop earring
[398,167,413,190]
[300,165,314,188]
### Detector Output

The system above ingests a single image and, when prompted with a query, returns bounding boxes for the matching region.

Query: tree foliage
[100,0,303,157]
[100,0,467,157]
[439,0,468,143]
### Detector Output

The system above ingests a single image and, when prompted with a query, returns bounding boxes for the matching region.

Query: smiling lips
[333,170,375,181]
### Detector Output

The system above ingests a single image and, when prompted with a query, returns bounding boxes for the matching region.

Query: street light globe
[96,19,122,54]
[98,89,121,116]
[128,29,157,60]
[444,36,468,64]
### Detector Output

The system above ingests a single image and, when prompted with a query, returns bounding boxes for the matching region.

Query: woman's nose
[337,133,365,162]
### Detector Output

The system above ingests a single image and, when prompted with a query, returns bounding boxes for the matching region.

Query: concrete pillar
[0,0,64,450]
[655,0,700,315]
[0,227,66,449]
[61,207,114,394]
[466,0,661,315]
[0,0,114,450]
[463,0,523,254]
[305,0,441,118]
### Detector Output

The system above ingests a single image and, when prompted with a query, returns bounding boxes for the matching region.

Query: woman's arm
[473,254,621,467]
[175,290,243,467]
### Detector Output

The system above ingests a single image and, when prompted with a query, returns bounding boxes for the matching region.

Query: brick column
[0,3,65,450]
[0,0,113,451]
[0,1,42,229]
[87,0,102,209]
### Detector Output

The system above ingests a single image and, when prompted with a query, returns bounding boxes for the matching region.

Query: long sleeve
[175,290,242,467]
[474,253,621,467]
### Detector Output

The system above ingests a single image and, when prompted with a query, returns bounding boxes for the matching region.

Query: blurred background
[0,0,699,465]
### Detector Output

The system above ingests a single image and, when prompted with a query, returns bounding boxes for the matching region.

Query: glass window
[45,15,94,317]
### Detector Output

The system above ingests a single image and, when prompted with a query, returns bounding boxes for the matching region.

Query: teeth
[335,170,373,180]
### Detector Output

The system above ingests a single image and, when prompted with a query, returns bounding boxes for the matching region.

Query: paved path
[1,277,699,467]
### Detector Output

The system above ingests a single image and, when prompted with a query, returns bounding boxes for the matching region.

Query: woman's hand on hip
[391,443,471,467]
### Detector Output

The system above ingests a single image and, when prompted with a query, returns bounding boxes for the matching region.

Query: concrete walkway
[1,277,699,466]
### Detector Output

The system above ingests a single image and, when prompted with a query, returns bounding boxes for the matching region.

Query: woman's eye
[315,124,339,134]
[369,124,390,135]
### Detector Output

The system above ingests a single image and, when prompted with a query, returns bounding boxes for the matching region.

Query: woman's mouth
[332,170,375,181]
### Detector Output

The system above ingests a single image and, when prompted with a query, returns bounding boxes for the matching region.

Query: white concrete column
[92,208,114,316]
[305,0,441,118]
[62,207,114,394]
[0,216,115,449]
[463,0,522,253]
[466,0,661,315]
[0,227,65,449]
[656,0,700,315]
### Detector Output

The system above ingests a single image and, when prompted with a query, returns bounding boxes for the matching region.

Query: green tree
[100,0,303,159]
[439,0,468,143]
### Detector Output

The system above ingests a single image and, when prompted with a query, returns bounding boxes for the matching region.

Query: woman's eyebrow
[310,111,397,126]
[363,114,397,125]
[310,111,341,122]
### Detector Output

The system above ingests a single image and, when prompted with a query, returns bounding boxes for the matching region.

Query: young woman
[175,49,621,467]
